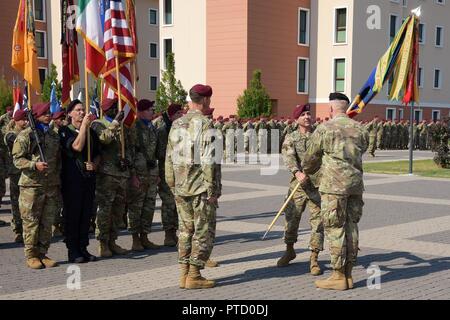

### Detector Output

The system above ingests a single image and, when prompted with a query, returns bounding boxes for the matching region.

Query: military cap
[292,104,311,119]
[329,92,350,104]
[204,108,215,116]
[52,111,66,120]
[13,109,27,121]
[190,84,213,97]
[217,115,224,121]
[167,103,183,117]
[32,102,51,118]
[137,99,155,112]
[101,98,118,112]
[67,99,83,113]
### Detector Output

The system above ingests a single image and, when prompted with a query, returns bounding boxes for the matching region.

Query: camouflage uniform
[255,120,270,154]
[366,120,379,156]
[281,130,323,251]
[12,126,62,259]
[0,114,11,211]
[165,109,220,268]
[4,124,23,236]
[302,114,369,271]
[157,122,178,233]
[127,119,159,234]
[91,118,133,242]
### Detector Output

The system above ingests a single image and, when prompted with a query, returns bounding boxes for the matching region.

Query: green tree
[0,76,13,115]
[41,64,62,103]
[156,52,187,113]
[237,69,272,118]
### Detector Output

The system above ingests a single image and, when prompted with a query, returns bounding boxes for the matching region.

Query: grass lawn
[364,159,450,179]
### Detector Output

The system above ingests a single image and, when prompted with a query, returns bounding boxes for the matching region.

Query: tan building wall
[159,0,206,98]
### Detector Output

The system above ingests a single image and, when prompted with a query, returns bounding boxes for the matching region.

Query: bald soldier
[166,84,221,289]
[302,93,369,291]
[278,104,324,275]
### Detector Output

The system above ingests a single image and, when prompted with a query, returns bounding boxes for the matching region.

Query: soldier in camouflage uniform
[278,104,324,276]
[127,99,163,252]
[303,93,369,291]
[222,115,238,162]
[0,107,13,227]
[418,120,429,150]
[166,84,220,289]
[91,98,132,258]
[255,116,270,155]
[12,103,61,269]
[156,104,184,247]
[4,110,29,242]
[366,116,380,157]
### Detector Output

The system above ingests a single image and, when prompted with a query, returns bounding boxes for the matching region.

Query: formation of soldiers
[0,84,448,291]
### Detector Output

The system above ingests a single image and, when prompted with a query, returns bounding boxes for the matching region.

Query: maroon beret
[32,103,51,118]
[229,115,236,119]
[167,103,183,117]
[217,116,224,120]
[101,98,118,112]
[190,84,213,97]
[6,106,13,112]
[52,111,66,120]
[204,108,215,116]
[292,104,311,119]
[137,99,155,112]
[13,109,27,121]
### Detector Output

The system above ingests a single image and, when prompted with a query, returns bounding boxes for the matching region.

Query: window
[435,26,444,47]
[386,108,396,121]
[35,31,46,58]
[432,110,441,121]
[418,23,425,44]
[34,0,45,22]
[414,110,423,122]
[164,0,173,25]
[334,58,345,92]
[38,68,47,88]
[149,43,158,58]
[398,109,404,120]
[335,8,347,44]
[150,76,158,91]
[418,67,424,88]
[434,69,442,89]
[402,0,408,7]
[163,38,173,69]
[298,8,310,45]
[297,58,309,94]
[390,15,399,43]
[436,0,445,5]
[149,8,158,26]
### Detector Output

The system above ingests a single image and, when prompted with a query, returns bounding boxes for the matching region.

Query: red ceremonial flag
[61,0,80,106]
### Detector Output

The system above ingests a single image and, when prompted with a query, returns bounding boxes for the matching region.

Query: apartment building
[0,0,50,102]
[160,0,311,117]
[311,0,450,121]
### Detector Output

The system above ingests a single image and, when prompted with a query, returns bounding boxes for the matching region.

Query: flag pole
[84,57,91,163]
[409,102,414,175]
[115,55,125,159]
[132,61,137,97]
[27,81,31,107]
[100,76,104,118]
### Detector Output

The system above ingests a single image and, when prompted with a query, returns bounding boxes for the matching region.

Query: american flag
[102,0,136,126]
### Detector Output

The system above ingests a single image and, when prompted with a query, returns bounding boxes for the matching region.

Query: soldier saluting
[302,93,369,291]
[12,103,61,269]
[277,104,324,276]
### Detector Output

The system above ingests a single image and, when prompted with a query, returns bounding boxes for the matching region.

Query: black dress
[59,125,100,258]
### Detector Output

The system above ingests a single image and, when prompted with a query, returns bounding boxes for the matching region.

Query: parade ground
[0,150,449,300]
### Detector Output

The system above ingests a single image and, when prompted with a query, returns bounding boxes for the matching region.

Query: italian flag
[76,0,105,77]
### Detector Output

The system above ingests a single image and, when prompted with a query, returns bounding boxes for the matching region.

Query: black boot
[80,246,97,262]
[68,249,86,264]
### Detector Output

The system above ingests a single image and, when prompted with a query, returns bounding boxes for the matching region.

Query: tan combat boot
[185,265,215,289]
[310,250,322,276]
[40,256,58,268]
[109,240,129,255]
[99,240,113,257]
[179,264,189,289]
[131,234,145,252]
[277,243,296,267]
[205,258,219,268]
[26,257,44,270]
[345,263,354,289]
[315,267,348,291]
[140,233,162,250]
[164,230,178,247]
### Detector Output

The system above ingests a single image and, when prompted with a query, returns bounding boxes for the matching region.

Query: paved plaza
[0,150,449,300]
